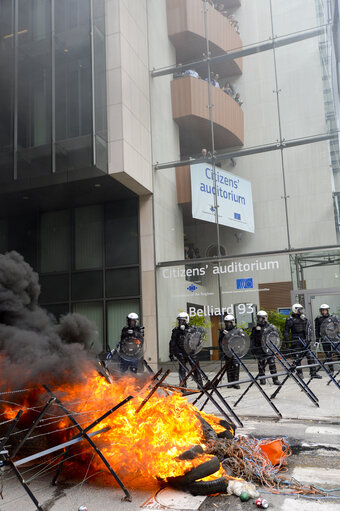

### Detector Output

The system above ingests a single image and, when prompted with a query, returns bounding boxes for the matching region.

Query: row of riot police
[217,311,280,387]
[284,302,339,378]
[169,310,281,388]
[111,303,338,381]
[168,304,339,387]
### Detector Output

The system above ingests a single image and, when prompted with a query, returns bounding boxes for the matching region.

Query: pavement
[1,361,340,511]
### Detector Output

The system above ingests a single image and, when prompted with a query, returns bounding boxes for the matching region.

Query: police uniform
[169,325,203,387]
[284,314,317,377]
[315,313,338,374]
[118,326,144,373]
[218,327,240,388]
[250,322,279,384]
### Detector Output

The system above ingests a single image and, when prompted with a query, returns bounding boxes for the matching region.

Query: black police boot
[259,374,266,385]
[272,377,280,385]
[296,372,304,380]
[311,372,322,379]
[232,367,240,389]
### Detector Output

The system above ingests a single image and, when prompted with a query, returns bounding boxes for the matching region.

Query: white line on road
[292,467,340,485]
[305,426,340,435]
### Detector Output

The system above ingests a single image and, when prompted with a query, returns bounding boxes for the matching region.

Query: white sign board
[190,164,255,233]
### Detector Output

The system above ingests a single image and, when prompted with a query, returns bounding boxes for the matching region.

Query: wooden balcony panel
[171,76,244,156]
[167,0,242,76]
[176,165,192,204]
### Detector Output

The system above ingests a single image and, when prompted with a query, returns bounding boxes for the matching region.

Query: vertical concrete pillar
[139,195,158,370]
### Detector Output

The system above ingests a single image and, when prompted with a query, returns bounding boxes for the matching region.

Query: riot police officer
[169,312,203,387]
[118,312,144,373]
[314,304,337,374]
[284,304,321,379]
[250,310,280,385]
[218,314,240,389]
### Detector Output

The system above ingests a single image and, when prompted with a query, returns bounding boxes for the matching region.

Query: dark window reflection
[8,215,37,268]
[0,0,14,183]
[55,0,90,33]
[40,274,69,303]
[0,0,107,181]
[71,271,103,300]
[55,0,92,172]
[17,0,52,179]
[106,268,140,298]
[40,210,70,273]
[105,199,139,267]
[42,303,70,321]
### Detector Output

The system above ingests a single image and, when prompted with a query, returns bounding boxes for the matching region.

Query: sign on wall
[190,164,255,233]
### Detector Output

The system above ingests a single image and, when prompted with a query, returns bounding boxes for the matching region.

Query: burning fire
[1,368,228,487]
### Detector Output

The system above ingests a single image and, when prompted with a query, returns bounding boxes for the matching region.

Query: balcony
[167,0,242,76]
[171,76,244,156]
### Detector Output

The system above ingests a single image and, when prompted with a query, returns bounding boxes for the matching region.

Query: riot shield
[183,327,204,355]
[221,328,250,359]
[261,324,282,353]
[320,315,340,340]
[117,335,144,361]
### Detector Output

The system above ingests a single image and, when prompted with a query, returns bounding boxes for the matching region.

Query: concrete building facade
[0,0,339,368]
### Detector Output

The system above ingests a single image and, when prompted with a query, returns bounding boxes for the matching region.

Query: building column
[139,194,158,370]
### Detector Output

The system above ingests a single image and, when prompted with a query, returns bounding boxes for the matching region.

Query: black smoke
[0,251,97,388]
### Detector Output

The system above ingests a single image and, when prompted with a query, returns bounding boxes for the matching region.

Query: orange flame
[0,368,231,487]
[52,371,225,484]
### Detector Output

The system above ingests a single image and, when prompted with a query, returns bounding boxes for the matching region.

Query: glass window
[271,0,324,39]
[73,301,103,353]
[275,38,328,141]
[107,299,140,350]
[155,150,287,264]
[55,0,90,34]
[0,219,8,254]
[284,142,338,249]
[71,271,103,301]
[157,254,292,362]
[105,199,139,266]
[17,0,52,179]
[75,205,103,269]
[0,0,14,183]
[40,274,69,304]
[8,216,37,268]
[55,0,92,172]
[106,268,140,298]
[93,0,108,172]
[40,210,70,273]
[42,303,70,321]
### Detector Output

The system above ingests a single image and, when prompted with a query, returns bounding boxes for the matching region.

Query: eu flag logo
[234,212,241,220]
[236,278,253,289]
[187,284,198,292]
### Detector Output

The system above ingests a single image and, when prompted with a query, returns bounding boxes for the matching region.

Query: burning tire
[167,455,220,487]
[177,445,204,461]
[217,429,234,440]
[186,477,227,496]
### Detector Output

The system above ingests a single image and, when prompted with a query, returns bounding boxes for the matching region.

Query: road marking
[305,426,340,435]
[292,466,340,485]
[282,498,340,510]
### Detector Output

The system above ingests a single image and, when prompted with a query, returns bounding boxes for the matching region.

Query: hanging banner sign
[190,164,255,233]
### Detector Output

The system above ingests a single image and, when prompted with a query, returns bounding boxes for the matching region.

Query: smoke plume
[0,251,97,388]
